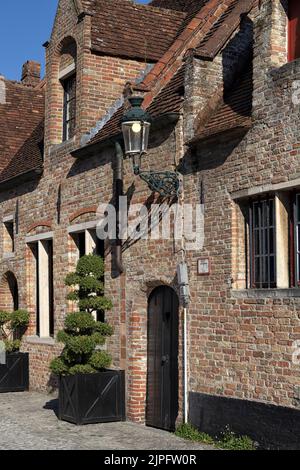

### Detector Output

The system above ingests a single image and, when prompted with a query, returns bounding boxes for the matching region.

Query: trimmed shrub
[0,309,29,352]
[50,255,114,376]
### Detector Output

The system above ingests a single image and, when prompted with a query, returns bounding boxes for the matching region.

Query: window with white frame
[249,198,276,288]
[62,73,76,141]
[68,224,105,321]
[292,193,300,286]
[69,226,104,259]
[27,234,54,338]
[237,193,293,290]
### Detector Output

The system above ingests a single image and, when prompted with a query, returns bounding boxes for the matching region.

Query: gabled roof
[86,66,185,148]
[195,0,254,59]
[75,0,255,155]
[0,120,44,185]
[139,0,233,107]
[0,79,44,185]
[150,0,208,17]
[84,0,187,62]
[150,0,210,34]
[192,60,253,142]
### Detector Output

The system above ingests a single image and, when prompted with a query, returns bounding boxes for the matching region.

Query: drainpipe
[175,116,190,424]
[183,306,188,424]
[115,142,125,274]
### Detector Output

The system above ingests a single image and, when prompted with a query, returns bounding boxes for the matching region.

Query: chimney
[252,0,288,121]
[21,61,41,87]
[0,75,6,104]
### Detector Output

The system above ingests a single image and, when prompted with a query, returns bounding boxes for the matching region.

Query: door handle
[162,355,169,365]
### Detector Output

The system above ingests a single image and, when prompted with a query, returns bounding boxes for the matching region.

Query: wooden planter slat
[59,370,126,425]
[0,352,29,393]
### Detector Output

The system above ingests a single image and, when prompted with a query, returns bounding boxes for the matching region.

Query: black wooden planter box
[59,370,126,425]
[0,352,29,393]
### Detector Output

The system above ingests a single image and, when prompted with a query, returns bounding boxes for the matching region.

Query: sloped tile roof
[88,66,185,147]
[150,0,209,18]
[150,0,210,34]
[80,0,255,152]
[195,0,254,59]
[0,120,44,184]
[89,105,124,146]
[147,66,185,117]
[193,61,253,141]
[87,0,186,62]
[139,0,233,106]
[0,79,44,184]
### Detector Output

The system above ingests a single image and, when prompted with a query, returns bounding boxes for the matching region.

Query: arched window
[58,38,77,141]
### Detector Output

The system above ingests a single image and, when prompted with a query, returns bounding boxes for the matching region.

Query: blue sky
[0,0,150,81]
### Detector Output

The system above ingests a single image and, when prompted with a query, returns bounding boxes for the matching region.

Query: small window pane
[62,74,76,141]
[250,198,276,288]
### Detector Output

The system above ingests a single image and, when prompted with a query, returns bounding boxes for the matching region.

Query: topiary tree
[50,255,114,376]
[0,309,29,353]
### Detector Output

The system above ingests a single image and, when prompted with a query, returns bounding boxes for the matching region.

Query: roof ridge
[140,0,230,108]
[89,0,186,62]
[1,78,45,92]
[195,0,255,59]
[86,0,187,18]
[74,0,254,153]
[124,1,187,18]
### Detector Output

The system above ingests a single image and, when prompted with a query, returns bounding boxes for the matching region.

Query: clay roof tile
[0,79,44,184]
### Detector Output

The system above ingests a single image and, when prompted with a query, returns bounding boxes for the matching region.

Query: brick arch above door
[138,276,180,299]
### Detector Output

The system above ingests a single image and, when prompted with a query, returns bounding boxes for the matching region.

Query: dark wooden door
[146,286,179,431]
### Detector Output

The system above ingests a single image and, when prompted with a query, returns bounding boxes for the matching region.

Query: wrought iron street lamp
[121,96,151,175]
[121,95,180,198]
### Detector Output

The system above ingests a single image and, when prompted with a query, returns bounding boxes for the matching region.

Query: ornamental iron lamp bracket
[121,96,180,198]
[138,169,180,198]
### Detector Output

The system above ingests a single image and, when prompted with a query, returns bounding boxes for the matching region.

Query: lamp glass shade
[122,120,150,156]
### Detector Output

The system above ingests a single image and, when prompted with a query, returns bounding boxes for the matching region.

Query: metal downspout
[115,142,125,274]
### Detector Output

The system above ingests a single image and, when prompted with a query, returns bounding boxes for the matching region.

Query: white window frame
[26,231,54,338]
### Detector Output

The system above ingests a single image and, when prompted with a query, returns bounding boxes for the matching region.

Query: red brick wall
[1,0,300,421]
[44,0,148,149]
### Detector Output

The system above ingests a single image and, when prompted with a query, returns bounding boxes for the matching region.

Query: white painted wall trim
[38,241,50,338]
[3,253,15,260]
[231,177,300,200]
[3,215,14,223]
[68,220,97,234]
[59,63,76,80]
[275,194,289,288]
[24,336,55,346]
[25,231,53,244]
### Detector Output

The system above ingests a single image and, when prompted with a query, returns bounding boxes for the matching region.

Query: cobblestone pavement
[0,392,214,450]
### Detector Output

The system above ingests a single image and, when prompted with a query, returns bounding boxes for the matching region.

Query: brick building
[1,0,300,449]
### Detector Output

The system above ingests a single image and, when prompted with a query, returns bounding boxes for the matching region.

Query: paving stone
[0,392,214,450]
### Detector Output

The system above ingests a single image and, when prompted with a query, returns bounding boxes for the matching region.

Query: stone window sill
[3,252,15,259]
[49,136,76,154]
[231,288,300,299]
[24,336,56,346]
